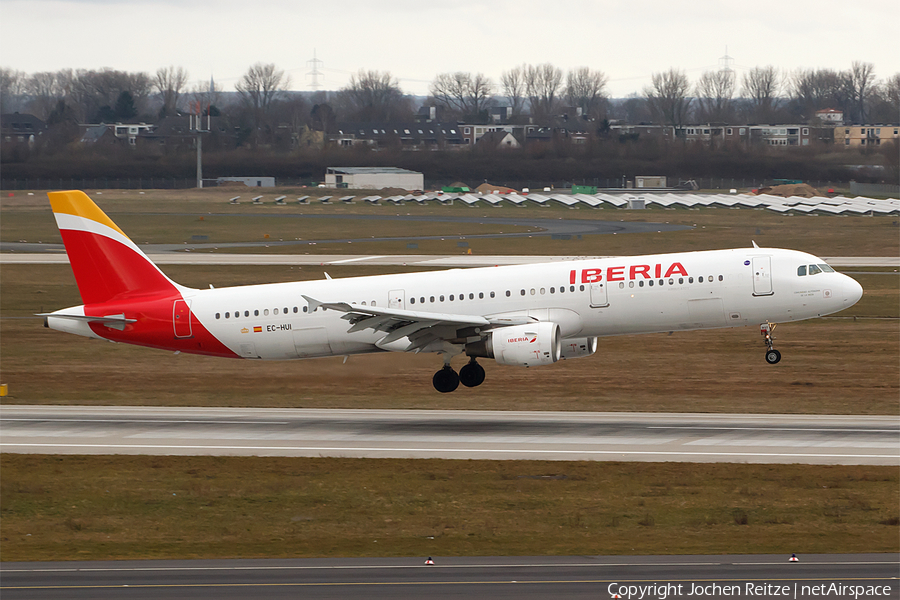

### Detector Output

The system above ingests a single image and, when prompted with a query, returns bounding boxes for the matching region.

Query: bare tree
[886,72,900,116]
[565,67,608,120]
[694,69,735,123]
[25,71,63,120]
[336,70,410,122]
[429,72,493,120]
[741,65,781,123]
[844,61,876,123]
[155,66,189,116]
[644,68,691,127]
[1,68,27,113]
[525,63,563,120]
[236,63,290,147]
[500,65,527,118]
[790,68,845,118]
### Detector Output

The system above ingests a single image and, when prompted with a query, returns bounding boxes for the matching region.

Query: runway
[1,554,897,600]
[1,406,897,465]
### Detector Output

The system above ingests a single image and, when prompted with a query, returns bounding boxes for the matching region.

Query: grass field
[2,188,898,257]
[1,455,897,561]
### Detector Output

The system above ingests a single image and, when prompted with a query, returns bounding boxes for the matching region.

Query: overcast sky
[1,0,898,98]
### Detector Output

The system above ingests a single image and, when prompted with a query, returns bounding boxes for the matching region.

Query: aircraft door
[752,256,774,296]
[589,282,609,308]
[389,289,405,310]
[173,299,193,338]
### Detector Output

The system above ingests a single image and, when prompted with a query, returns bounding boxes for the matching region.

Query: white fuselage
[170,248,862,360]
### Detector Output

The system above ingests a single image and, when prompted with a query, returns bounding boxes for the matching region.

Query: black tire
[459,361,486,387]
[765,349,782,364]
[432,366,460,393]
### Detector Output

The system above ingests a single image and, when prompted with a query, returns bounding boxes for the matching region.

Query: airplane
[40,190,864,393]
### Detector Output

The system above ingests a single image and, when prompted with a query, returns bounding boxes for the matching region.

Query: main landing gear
[761,322,781,364]
[433,359,486,393]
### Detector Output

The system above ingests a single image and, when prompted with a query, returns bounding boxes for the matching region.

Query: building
[815,109,843,125]
[834,125,900,148]
[327,123,465,150]
[475,130,521,150]
[324,167,424,191]
[0,113,45,146]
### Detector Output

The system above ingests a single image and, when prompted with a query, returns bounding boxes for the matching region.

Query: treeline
[4,140,890,187]
[3,61,899,130]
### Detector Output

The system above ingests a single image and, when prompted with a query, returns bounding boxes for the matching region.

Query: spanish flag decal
[253,326,263,333]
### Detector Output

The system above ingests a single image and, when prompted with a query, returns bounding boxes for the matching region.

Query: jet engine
[559,337,598,359]
[466,322,560,367]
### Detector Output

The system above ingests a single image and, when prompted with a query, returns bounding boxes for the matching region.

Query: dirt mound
[475,182,517,195]
[756,183,821,198]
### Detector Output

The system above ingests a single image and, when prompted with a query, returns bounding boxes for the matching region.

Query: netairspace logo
[606,582,894,599]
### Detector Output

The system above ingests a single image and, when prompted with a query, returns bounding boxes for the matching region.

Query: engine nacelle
[466,322,560,367]
[559,337,598,359]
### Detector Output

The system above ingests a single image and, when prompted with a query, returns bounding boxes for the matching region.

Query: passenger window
[430,296,435,302]
[372,301,376,306]
[449,295,454,301]
[216,313,221,319]
[579,285,584,291]
[469,293,474,300]
[798,265,807,276]
[254,310,259,316]
[668,279,673,285]
[225,312,230,318]
[293,307,298,313]
[244,310,249,317]
[649,280,654,287]
[699,276,704,283]
[619,282,625,289]
[550,287,555,293]
[303,306,308,313]
[274,308,279,315]
[440,295,445,302]
[410,298,415,304]
[284,307,288,314]
[420,297,425,303]
[559,286,565,293]
[718,275,723,281]
[521,289,526,296]
[689,277,694,283]
[234,310,240,318]
[361,301,366,306]
[264,309,269,316]
[629,281,634,288]
[639,281,644,287]
[708,275,713,282]
[659,279,664,286]
[506,291,511,297]
[678,278,684,284]
[808,264,822,275]
[479,293,484,299]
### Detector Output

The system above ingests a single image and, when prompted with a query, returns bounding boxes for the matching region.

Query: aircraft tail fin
[48,190,182,305]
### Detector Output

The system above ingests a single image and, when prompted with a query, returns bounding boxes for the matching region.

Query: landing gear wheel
[459,360,486,388]
[433,366,460,393]
[765,349,782,364]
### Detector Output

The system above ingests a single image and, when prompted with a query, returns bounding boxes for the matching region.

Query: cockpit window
[818,263,835,273]
[808,264,822,275]
[797,265,807,276]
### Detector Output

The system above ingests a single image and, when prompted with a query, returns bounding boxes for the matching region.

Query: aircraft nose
[842,275,863,307]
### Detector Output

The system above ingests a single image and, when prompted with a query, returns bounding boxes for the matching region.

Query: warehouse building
[325,167,424,191]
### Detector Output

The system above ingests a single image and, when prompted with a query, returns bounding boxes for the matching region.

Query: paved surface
[1,554,897,599]
[2,407,897,465]
[1,253,897,267]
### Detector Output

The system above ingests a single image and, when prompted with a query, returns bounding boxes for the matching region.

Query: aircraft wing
[302,295,534,352]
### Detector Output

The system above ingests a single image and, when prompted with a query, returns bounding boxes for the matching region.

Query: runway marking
[2,442,897,460]
[3,560,896,573]
[649,426,899,432]
[2,576,894,591]
[0,419,289,425]
[327,256,387,264]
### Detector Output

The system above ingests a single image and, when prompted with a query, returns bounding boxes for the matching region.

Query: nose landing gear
[761,322,781,364]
